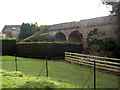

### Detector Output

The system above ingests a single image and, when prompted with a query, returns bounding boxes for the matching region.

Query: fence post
[46,57,48,77]
[104,57,106,66]
[94,59,96,89]
[15,54,17,71]
[88,55,90,65]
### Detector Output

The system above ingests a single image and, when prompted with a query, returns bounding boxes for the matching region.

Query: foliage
[1,39,16,55]
[21,25,50,42]
[0,38,16,40]
[39,25,49,33]
[21,32,55,42]
[31,23,39,34]
[102,1,120,43]
[89,35,120,58]
[102,1,120,15]
[18,23,38,40]
[18,23,49,42]
[17,42,83,58]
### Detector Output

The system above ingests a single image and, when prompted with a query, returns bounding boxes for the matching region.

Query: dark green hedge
[17,42,83,58]
[1,38,16,55]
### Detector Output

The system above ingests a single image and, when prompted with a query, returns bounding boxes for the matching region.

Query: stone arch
[55,32,66,41]
[69,31,83,43]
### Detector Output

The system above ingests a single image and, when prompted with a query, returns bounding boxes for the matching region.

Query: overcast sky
[0,0,113,32]
[101,0,120,2]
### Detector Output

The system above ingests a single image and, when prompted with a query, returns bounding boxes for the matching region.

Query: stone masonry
[48,15,118,48]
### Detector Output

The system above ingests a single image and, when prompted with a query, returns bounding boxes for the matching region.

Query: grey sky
[101,0,120,2]
[0,0,111,32]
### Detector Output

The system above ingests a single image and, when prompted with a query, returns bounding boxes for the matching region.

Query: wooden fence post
[104,57,106,66]
[94,59,96,89]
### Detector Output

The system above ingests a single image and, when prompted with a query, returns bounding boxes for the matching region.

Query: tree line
[18,23,49,41]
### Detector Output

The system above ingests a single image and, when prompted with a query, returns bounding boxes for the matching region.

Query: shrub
[89,35,120,58]
[1,38,16,55]
[17,42,83,59]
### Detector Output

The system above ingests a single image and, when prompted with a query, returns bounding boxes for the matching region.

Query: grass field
[1,56,119,88]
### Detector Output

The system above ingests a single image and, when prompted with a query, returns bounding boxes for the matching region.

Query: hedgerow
[1,38,16,55]
[17,42,83,59]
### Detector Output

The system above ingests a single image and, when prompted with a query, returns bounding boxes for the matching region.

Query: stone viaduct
[48,15,117,48]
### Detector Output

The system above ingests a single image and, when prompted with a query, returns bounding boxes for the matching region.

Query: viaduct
[48,15,118,49]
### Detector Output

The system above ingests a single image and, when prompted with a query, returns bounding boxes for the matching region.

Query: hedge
[1,38,16,55]
[17,42,83,59]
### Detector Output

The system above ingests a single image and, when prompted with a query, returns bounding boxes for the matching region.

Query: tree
[31,23,39,34]
[102,1,120,41]
[102,1,120,15]
[18,23,40,41]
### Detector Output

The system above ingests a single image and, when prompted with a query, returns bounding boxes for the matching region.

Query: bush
[89,35,120,58]
[1,38,16,55]
[17,42,83,59]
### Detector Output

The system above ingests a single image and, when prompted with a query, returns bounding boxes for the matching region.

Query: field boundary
[65,52,120,72]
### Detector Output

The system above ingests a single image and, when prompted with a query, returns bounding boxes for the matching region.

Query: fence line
[65,52,120,72]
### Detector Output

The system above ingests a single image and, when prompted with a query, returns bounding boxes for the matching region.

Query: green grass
[1,70,78,88]
[1,55,40,61]
[1,56,119,88]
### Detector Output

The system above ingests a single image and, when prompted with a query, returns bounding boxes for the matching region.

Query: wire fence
[2,54,119,88]
[6,58,48,77]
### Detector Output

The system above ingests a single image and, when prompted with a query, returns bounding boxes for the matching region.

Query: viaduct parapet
[48,15,118,48]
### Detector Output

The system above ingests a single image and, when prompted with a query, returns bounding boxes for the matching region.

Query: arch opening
[69,31,83,43]
[55,32,66,42]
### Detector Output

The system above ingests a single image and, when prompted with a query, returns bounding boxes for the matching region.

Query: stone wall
[48,15,118,50]
[49,15,117,31]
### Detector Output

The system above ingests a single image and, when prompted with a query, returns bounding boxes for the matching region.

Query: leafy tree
[102,1,120,41]
[102,1,120,15]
